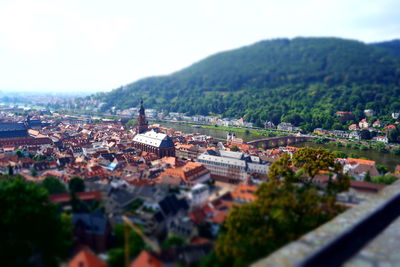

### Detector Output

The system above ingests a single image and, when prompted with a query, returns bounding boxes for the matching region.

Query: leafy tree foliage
[0,177,72,266]
[41,176,67,195]
[68,177,85,194]
[215,148,349,266]
[161,235,186,249]
[107,224,145,267]
[230,145,240,152]
[93,38,400,130]
[371,174,398,185]
[126,120,138,127]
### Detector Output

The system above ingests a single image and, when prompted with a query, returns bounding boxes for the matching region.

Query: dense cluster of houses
[0,105,399,266]
[312,110,400,143]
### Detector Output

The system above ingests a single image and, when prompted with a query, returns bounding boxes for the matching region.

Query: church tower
[136,100,149,134]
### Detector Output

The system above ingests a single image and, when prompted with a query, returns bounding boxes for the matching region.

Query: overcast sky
[0,0,399,93]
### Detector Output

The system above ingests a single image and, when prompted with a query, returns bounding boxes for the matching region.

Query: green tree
[231,145,240,152]
[68,177,85,194]
[161,235,186,249]
[376,164,388,175]
[364,171,372,182]
[0,177,72,266]
[388,129,399,143]
[360,129,371,140]
[41,176,67,194]
[215,148,349,266]
[15,150,24,158]
[371,174,398,185]
[126,120,138,127]
[7,165,13,176]
[107,224,146,267]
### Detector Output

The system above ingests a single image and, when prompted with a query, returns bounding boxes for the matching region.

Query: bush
[371,174,398,185]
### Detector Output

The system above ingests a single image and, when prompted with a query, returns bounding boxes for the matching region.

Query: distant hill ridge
[93,37,400,130]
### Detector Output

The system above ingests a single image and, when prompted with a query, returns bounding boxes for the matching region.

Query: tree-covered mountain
[92,37,400,131]
[372,39,400,57]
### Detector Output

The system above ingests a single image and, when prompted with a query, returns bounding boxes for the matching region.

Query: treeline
[93,37,400,130]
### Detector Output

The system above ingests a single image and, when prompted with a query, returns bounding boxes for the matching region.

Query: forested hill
[93,37,400,131]
[372,39,400,57]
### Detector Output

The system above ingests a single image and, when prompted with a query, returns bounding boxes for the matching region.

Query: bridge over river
[247,135,315,149]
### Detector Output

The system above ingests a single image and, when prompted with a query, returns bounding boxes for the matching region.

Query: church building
[132,101,175,158]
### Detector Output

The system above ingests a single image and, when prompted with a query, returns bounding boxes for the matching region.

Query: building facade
[132,101,175,158]
[197,150,269,184]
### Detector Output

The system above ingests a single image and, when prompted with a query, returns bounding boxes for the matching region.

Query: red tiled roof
[130,250,163,267]
[350,180,386,193]
[190,236,211,245]
[68,248,107,267]
[49,191,102,203]
[347,158,375,166]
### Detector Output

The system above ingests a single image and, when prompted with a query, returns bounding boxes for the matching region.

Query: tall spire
[139,99,145,115]
[136,99,148,134]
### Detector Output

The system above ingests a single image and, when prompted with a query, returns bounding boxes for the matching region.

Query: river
[160,121,266,141]
[160,121,400,171]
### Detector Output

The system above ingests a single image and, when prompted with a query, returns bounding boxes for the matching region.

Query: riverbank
[161,121,399,170]
[295,142,400,171]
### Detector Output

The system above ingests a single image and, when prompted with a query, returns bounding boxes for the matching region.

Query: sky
[0,0,399,93]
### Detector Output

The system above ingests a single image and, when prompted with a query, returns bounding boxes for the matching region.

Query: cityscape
[1,1,400,267]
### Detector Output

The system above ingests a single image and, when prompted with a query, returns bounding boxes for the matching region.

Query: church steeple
[139,100,145,115]
[136,100,148,134]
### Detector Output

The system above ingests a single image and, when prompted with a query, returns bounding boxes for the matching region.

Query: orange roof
[161,157,177,166]
[68,248,107,267]
[385,124,397,130]
[212,210,229,224]
[347,158,375,166]
[177,144,194,149]
[232,184,257,202]
[190,236,211,245]
[130,250,162,267]
[49,191,102,203]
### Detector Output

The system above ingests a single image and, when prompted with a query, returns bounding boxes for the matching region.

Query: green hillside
[373,39,400,57]
[93,37,400,130]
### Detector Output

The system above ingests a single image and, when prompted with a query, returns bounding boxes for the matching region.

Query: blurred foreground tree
[0,177,72,266]
[41,176,66,194]
[68,176,85,194]
[215,148,349,266]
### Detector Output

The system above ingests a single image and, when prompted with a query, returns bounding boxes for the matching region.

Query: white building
[188,184,210,206]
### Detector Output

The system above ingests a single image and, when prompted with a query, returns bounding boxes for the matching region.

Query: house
[188,183,210,206]
[364,109,375,117]
[277,122,297,132]
[335,111,352,117]
[72,213,111,253]
[168,216,198,239]
[130,250,163,267]
[197,150,269,184]
[348,124,358,131]
[159,162,211,185]
[394,165,400,178]
[68,248,107,267]
[231,184,257,203]
[349,180,386,194]
[332,130,348,138]
[392,113,399,119]
[373,136,388,143]
[175,144,200,160]
[372,120,382,128]
[384,124,397,132]
[264,121,276,129]
[313,128,327,135]
[349,131,361,140]
[341,158,380,180]
[106,187,137,212]
[358,119,369,129]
